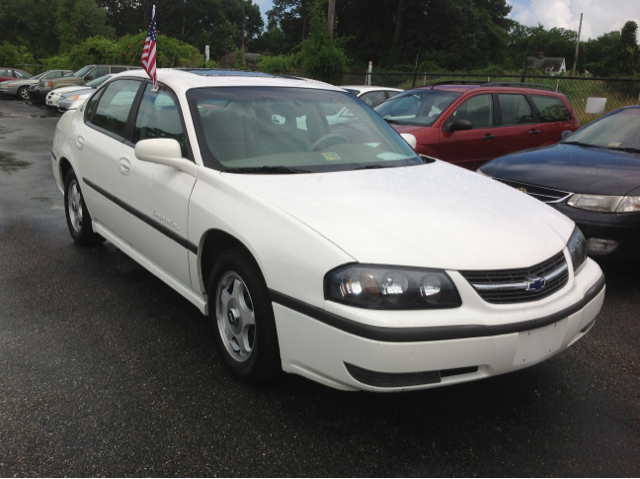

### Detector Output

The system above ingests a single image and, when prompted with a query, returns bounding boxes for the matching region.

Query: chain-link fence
[326,71,640,126]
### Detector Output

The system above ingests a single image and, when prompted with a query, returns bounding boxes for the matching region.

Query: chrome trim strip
[472,262,568,292]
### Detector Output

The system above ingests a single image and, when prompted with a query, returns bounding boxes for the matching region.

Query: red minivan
[0,68,32,83]
[374,82,580,170]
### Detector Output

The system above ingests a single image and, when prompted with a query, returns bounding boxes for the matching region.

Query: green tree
[299,0,350,81]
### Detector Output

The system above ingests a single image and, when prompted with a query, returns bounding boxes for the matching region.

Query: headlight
[64,95,81,101]
[567,227,587,273]
[45,81,52,87]
[324,264,462,310]
[568,194,640,213]
[476,168,490,177]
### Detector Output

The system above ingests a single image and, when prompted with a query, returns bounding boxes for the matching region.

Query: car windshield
[86,75,112,88]
[566,109,640,151]
[188,86,422,173]
[31,72,46,80]
[72,65,95,77]
[374,90,461,127]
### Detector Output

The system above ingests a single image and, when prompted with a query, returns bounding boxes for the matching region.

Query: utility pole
[572,13,583,76]
[328,0,336,39]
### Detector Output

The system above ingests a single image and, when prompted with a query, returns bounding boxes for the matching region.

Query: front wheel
[64,170,104,246]
[17,86,30,101]
[208,247,281,383]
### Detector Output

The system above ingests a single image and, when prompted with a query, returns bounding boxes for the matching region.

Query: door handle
[529,129,541,135]
[75,136,85,150]
[483,134,495,140]
[118,158,131,174]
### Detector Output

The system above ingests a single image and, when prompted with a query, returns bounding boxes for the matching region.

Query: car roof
[339,85,403,93]
[412,83,564,96]
[114,68,342,96]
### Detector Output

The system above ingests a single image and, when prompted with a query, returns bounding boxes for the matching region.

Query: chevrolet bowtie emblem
[525,277,546,292]
[518,187,527,193]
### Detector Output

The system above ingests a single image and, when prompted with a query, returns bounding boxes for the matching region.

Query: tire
[64,170,104,246]
[208,247,281,383]
[17,86,30,101]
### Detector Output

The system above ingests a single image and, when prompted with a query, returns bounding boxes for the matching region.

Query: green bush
[0,42,36,71]
[256,53,300,74]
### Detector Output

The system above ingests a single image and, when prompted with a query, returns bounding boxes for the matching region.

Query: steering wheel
[311,133,349,151]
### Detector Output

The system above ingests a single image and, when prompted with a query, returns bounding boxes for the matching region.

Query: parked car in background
[30,65,140,102]
[51,68,604,392]
[0,69,71,100]
[49,74,114,110]
[340,85,403,108]
[375,82,580,170]
[0,68,32,83]
[479,106,640,259]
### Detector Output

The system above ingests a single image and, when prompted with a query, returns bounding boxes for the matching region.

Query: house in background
[525,52,566,75]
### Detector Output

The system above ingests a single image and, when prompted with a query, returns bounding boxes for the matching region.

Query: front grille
[460,251,569,304]
[494,178,572,203]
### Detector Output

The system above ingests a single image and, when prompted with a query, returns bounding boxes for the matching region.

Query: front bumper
[29,87,49,102]
[552,204,640,259]
[272,257,605,391]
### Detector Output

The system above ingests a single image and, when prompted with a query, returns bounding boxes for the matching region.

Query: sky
[254,0,640,41]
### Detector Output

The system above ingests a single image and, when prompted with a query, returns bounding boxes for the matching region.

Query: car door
[435,93,498,170]
[79,79,196,286]
[529,94,576,144]
[495,93,542,156]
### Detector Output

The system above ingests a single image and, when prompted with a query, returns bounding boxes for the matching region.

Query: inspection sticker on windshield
[322,152,342,161]
[608,142,621,147]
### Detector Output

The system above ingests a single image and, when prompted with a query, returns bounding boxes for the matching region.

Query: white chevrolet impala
[51,69,605,391]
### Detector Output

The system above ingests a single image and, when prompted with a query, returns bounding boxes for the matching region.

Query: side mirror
[400,133,417,150]
[135,138,197,176]
[449,119,473,132]
[561,130,573,141]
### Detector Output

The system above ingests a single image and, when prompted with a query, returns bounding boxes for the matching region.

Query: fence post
[366,61,372,86]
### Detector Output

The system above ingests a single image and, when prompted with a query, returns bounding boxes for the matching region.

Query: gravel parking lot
[0,96,639,477]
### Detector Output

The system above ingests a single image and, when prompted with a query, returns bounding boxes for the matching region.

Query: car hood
[483,143,640,196]
[51,85,86,96]
[61,87,93,98]
[223,161,574,270]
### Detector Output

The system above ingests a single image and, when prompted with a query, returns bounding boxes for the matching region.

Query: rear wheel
[64,170,104,246]
[208,247,281,383]
[17,86,29,101]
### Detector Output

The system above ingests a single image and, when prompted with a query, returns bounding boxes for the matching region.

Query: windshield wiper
[564,141,608,149]
[224,165,310,174]
[608,146,640,154]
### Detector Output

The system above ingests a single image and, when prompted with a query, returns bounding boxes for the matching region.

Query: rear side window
[360,91,386,108]
[111,67,126,73]
[92,79,141,138]
[531,95,572,122]
[498,94,533,125]
[134,84,186,156]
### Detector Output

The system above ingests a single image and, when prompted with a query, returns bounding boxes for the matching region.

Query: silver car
[0,70,71,100]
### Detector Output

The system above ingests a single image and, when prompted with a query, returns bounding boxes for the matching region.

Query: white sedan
[51,69,605,392]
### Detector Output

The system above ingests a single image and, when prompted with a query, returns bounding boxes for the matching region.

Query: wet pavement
[0,96,639,476]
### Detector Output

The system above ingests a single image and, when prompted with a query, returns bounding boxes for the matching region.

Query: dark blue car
[479,106,640,259]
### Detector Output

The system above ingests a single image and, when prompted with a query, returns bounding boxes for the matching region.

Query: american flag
[141,5,157,90]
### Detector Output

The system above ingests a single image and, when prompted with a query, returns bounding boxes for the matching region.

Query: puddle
[29,114,52,119]
[0,151,31,174]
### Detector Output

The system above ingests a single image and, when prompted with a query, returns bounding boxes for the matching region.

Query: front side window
[134,84,186,156]
[566,109,640,151]
[189,87,422,173]
[85,67,109,81]
[91,79,141,138]
[498,94,533,125]
[444,94,493,130]
[14,70,31,79]
[531,95,572,122]
[375,90,461,127]
[72,65,95,78]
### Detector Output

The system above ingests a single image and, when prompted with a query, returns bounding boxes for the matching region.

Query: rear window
[531,95,572,122]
